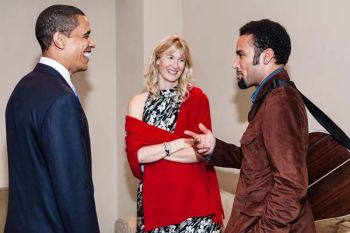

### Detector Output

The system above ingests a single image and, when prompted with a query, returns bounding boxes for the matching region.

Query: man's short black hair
[35,5,85,51]
[240,19,291,65]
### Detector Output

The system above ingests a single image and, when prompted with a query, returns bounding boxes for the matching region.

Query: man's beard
[237,78,248,89]
[236,70,249,89]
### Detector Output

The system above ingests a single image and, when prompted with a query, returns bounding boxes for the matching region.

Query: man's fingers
[199,123,211,134]
[197,148,209,155]
[184,138,193,144]
[184,130,198,138]
[193,138,200,145]
[185,124,211,137]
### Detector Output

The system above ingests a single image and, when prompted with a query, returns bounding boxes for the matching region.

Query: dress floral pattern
[142,88,181,131]
[136,88,221,233]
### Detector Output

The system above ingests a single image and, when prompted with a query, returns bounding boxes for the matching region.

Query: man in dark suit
[186,19,316,232]
[5,5,99,233]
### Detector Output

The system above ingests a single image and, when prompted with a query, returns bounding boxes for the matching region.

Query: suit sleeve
[41,94,99,233]
[252,93,308,232]
[210,139,242,168]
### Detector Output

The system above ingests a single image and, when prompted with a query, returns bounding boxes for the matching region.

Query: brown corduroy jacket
[211,70,316,233]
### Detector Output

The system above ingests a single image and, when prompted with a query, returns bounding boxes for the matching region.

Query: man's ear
[52,32,65,49]
[263,48,274,65]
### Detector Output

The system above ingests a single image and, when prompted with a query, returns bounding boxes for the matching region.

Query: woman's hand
[138,138,198,164]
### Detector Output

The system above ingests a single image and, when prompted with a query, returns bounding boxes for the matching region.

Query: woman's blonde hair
[144,35,193,100]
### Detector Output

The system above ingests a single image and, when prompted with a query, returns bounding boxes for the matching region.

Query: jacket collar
[33,63,74,95]
[248,70,291,121]
[254,69,290,104]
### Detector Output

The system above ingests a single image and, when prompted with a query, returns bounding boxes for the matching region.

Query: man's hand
[184,123,216,155]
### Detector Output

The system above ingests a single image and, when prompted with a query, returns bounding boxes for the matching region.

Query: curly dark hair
[35,5,85,51]
[240,19,291,65]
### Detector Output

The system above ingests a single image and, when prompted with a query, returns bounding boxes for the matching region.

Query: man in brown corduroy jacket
[186,19,316,233]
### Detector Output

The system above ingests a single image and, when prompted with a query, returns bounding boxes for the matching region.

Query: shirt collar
[39,57,76,94]
[251,67,285,103]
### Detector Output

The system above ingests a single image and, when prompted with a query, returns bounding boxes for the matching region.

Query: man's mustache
[236,71,243,79]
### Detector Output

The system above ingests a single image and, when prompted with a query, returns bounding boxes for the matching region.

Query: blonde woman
[125,35,223,232]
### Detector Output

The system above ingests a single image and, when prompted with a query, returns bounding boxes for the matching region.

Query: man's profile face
[61,15,96,74]
[233,34,263,89]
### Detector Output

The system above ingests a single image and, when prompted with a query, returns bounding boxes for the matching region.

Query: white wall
[0,1,117,232]
[116,0,144,221]
[181,0,350,192]
[143,1,183,64]
[182,0,350,142]
[2,0,350,231]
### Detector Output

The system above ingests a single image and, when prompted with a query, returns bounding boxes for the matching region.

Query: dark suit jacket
[211,71,315,233]
[5,63,99,233]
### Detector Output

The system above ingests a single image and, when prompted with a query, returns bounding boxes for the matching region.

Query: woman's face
[156,47,186,89]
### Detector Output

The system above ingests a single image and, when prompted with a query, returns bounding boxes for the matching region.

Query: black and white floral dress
[136,88,221,233]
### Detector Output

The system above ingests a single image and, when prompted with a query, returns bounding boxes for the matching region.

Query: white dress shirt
[39,57,78,96]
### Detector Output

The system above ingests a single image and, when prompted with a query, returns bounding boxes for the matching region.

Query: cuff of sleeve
[204,153,213,162]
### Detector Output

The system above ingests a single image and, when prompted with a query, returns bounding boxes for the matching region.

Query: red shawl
[125,87,223,231]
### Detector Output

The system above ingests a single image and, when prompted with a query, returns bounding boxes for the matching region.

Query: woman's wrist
[169,139,181,154]
[163,142,171,157]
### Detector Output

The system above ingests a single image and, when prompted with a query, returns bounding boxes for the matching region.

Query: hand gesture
[184,123,216,156]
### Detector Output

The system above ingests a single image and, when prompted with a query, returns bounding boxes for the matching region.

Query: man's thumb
[199,123,210,134]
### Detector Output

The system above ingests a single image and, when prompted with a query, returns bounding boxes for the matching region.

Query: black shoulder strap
[271,79,350,150]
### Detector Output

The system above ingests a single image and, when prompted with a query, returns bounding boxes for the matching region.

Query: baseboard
[0,187,8,191]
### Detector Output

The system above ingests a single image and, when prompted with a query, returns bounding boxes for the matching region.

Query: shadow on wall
[232,88,253,124]
[215,168,240,194]
[124,160,138,202]
[72,72,93,108]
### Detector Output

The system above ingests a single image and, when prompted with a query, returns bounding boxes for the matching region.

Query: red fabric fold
[125,87,223,231]
[125,116,178,179]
